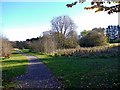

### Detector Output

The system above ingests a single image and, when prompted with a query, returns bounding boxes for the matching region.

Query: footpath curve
[14,53,62,89]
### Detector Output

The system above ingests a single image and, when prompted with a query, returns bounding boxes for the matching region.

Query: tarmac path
[14,54,62,89]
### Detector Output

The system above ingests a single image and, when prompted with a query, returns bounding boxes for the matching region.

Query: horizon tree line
[11,15,118,53]
[1,14,120,56]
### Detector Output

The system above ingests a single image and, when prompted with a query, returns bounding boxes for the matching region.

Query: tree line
[1,1,120,58]
[12,15,120,53]
[1,15,120,57]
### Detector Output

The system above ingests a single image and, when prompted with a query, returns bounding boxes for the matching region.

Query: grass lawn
[1,53,28,88]
[30,53,120,88]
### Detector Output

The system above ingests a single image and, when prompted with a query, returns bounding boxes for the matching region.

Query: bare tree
[51,15,77,36]
[0,34,13,58]
[51,15,77,48]
[0,35,2,57]
[40,35,57,53]
[28,41,40,52]
[65,30,78,48]
[27,35,57,53]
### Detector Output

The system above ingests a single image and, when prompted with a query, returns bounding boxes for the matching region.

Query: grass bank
[30,52,120,88]
[1,53,28,88]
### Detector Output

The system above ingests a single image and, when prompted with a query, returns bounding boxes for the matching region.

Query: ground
[14,53,62,88]
[1,48,120,89]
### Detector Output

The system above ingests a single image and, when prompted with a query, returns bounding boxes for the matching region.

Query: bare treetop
[51,15,76,36]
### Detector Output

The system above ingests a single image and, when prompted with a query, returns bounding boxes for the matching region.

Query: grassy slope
[1,53,28,88]
[31,53,120,88]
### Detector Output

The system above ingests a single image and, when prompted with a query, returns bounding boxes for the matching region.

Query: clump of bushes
[79,30,108,47]
[0,35,13,59]
[53,44,120,58]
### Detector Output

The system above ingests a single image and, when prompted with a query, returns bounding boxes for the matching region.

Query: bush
[52,44,120,58]
[79,31,108,47]
[0,35,13,58]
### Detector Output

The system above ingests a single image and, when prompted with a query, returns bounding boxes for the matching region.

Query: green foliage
[80,30,90,37]
[12,41,29,49]
[79,30,108,47]
[1,53,28,89]
[30,53,120,88]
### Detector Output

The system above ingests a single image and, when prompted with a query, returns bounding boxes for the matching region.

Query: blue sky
[2,2,88,28]
[1,0,118,41]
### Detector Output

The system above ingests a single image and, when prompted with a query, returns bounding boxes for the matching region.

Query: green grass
[30,52,120,88]
[1,53,28,88]
[21,49,30,53]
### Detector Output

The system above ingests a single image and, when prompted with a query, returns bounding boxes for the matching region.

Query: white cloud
[73,11,118,34]
[3,11,118,41]
[2,11,119,41]
[3,25,51,41]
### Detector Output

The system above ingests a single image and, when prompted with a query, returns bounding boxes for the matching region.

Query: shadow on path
[14,53,62,89]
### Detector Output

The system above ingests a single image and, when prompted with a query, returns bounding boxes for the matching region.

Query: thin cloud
[3,25,50,41]
[73,11,118,33]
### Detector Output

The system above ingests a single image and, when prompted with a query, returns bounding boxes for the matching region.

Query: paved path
[14,54,62,89]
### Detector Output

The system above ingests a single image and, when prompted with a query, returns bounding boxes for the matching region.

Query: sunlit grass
[21,49,30,53]
[30,52,120,88]
[20,44,120,88]
[27,52,51,59]
[1,53,28,88]
[2,63,28,68]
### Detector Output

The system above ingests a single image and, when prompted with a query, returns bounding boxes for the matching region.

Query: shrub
[52,44,120,58]
[79,31,108,47]
[0,35,13,58]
